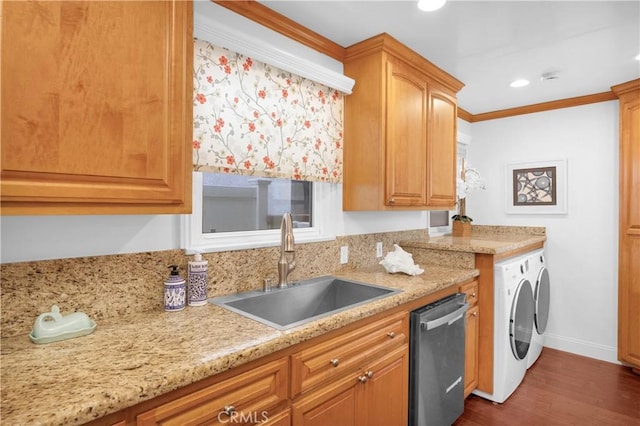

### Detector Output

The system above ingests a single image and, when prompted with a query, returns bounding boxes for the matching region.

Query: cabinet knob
[221,405,236,416]
[471,311,478,317]
[387,331,396,339]
[330,358,340,367]
[389,198,396,205]
[359,370,374,383]
[471,292,476,298]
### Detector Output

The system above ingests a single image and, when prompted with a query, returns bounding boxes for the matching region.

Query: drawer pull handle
[358,370,374,383]
[330,358,340,367]
[387,331,396,338]
[221,405,236,416]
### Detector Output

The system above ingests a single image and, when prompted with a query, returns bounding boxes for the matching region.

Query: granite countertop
[0,266,478,426]
[400,225,547,255]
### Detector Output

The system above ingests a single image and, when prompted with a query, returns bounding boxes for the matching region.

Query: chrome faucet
[277,212,296,289]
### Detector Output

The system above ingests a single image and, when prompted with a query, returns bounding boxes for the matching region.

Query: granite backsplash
[0,229,429,338]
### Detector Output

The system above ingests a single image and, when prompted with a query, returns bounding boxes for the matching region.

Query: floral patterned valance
[193,39,344,183]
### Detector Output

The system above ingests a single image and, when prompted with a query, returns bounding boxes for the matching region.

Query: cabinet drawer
[137,358,288,426]
[291,312,408,397]
[459,280,478,306]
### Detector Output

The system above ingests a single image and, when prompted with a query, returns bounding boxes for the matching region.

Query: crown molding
[457,108,473,122]
[611,78,640,97]
[464,91,618,122]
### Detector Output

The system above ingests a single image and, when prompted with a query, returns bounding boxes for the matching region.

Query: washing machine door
[509,279,534,360]
[534,268,550,334]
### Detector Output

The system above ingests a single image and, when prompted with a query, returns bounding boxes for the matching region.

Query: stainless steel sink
[209,276,401,330]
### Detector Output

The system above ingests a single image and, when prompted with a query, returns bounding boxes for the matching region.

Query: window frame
[428,209,455,236]
[182,172,337,254]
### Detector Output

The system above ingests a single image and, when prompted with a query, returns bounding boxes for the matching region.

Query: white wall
[0,188,427,263]
[467,101,619,363]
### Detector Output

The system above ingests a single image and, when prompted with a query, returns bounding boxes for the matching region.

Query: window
[428,210,453,236]
[201,172,312,233]
[182,172,336,253]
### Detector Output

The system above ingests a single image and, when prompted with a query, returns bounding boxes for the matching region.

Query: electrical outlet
[340,246,349,264]
[376,242,383,258]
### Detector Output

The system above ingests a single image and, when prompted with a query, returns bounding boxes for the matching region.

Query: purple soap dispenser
[164,265,186,311]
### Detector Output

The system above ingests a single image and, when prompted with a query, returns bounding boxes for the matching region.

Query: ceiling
[259,0,640,115]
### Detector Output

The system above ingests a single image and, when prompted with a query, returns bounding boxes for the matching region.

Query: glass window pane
[201,172,312,233]
[430,210,450,227]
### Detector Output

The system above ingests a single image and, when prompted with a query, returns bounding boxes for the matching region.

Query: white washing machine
[472,253,535,403]
[526,248,550,369]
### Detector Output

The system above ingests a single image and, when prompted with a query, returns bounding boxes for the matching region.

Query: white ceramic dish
[29,320,97,344]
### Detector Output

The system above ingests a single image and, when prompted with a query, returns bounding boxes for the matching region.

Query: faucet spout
[278,213,296,288]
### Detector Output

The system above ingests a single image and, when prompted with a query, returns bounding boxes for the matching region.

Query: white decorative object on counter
[379,244,424,276]
[30,305,96,344]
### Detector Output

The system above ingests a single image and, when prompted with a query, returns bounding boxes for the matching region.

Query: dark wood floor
[455,348,640,426]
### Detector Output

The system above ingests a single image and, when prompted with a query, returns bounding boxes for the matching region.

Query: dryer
[473,253,535,403]
[526,248,550,369]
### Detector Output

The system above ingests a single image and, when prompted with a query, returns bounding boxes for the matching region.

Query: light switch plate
[340,246,349,264]
[376,242,383,258]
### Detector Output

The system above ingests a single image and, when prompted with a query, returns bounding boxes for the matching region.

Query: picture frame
[505,159,567,214]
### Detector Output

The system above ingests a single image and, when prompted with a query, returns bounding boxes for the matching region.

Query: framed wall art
[505,159,567,214]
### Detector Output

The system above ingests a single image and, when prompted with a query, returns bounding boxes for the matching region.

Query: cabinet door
[384,57,428,207]
[464,305,480,397]
[358,345,408,426]
[291,375,358,426]
[1,1,192,215]
[426,86,457,208]
[615,80,640,369]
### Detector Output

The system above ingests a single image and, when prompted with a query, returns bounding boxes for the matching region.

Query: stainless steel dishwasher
[409,293,468,426]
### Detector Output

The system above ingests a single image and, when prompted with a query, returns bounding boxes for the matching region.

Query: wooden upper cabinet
[385,57,428,207]
[343,33,463,211]
[1,1,193,215]
[426,86,457,208]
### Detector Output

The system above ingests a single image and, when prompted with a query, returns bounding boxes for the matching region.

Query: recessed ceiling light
[510,79,530,88]
[635,53,640,61]
[417,0,447,12]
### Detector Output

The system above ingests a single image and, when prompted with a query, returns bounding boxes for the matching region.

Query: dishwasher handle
[420,303,469,331]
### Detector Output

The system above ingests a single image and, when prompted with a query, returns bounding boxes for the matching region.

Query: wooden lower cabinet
[261,409,291,426]
[136,358,288,425]
[459,279,479,397]
[99,292,472,426]
[463,305,479,397]
[291,345,408,426]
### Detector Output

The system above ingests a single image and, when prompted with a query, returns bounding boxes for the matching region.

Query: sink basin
[209,276,401,330]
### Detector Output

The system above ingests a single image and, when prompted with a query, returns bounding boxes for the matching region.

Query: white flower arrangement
[452,160,485,223]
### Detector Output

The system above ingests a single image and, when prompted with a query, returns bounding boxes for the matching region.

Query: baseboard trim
[544,332,619,364]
